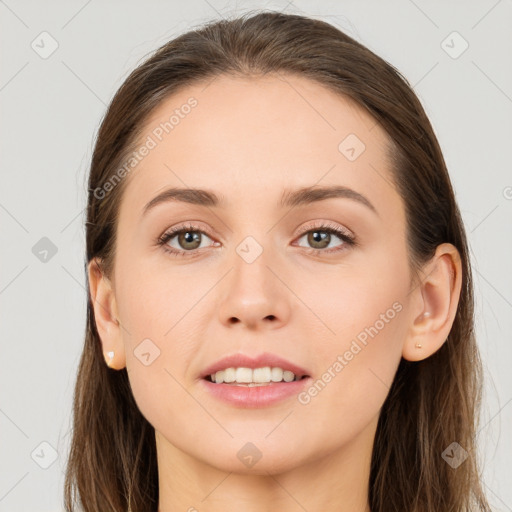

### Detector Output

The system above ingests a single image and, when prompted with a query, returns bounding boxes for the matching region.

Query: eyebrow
[142,185,377,216]
[143,187,221,215]
[280,185,377,214]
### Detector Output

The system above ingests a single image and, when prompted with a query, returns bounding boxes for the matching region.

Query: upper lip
[200,352,310,379]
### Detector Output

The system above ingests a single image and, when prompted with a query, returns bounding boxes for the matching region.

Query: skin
[88,73,462,512]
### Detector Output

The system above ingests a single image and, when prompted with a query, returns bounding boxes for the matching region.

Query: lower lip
[200,377,311,408]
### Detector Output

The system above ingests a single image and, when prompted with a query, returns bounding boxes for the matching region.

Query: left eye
[294,226,354,252]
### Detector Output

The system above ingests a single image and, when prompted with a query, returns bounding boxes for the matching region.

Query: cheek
[115,253,198,338]
[113,256,208,407]
[294,292,406,451]
[298,257,408,416]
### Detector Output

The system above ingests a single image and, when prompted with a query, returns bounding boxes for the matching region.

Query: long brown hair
[64,10,491,511]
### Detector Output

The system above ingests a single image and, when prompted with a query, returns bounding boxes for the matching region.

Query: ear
[87,257,126,370]
[402,243,462,362]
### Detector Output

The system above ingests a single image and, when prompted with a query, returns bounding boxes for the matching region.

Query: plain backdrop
[1,1,511,510]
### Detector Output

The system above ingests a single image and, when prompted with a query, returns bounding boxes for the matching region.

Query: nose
[217,249,291,331]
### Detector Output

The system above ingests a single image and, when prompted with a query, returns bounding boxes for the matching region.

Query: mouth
[200,352,311,386]
[200,364,312,408]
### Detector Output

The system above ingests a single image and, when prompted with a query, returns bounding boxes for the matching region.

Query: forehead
[119,73,398,216]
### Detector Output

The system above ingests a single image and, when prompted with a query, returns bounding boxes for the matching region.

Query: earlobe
[87,258,126,370]
[402,243,462,362]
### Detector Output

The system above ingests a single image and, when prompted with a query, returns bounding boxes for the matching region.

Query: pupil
[309,230,329,249]
[180,231,201,249]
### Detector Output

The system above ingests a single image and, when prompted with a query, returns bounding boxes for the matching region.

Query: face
[106,74,415,474]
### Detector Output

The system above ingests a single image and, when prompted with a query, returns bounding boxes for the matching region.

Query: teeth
[254,367,272,382]
[236,367,253,383]
[223,367,236,383]
[209,366,300,384]
[271,367,283,382]
[283,370,295,382]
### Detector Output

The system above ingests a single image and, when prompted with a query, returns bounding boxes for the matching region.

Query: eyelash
[156,221,357,258]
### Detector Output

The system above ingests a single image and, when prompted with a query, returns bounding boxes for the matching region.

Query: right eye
[157,223,218,257]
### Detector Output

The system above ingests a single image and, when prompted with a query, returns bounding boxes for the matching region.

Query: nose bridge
[217,232,291,329]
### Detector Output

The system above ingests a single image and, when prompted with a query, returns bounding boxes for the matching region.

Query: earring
[415,342,422,349]
[106,351,115,366]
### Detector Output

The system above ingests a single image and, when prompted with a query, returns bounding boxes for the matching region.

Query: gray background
[1,0,511,510]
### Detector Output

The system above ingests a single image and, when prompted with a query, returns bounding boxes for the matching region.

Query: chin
[196,438,308,476]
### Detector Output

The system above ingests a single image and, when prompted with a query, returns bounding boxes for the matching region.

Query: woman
[64,10,492,512]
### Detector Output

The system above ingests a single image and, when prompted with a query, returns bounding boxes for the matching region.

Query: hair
[64,9,491,512]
